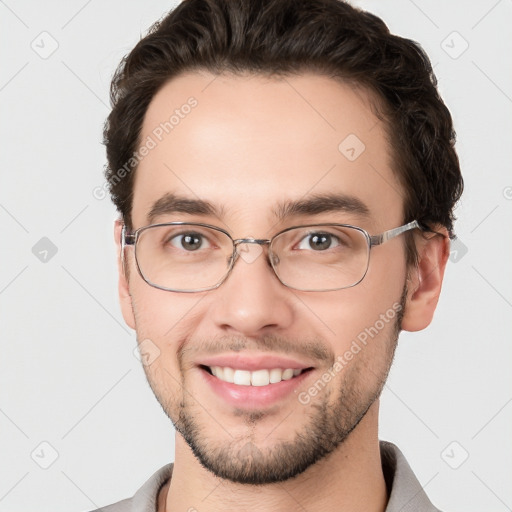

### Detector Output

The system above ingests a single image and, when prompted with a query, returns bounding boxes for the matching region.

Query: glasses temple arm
[369,220,421,246]
[120,225,137,270]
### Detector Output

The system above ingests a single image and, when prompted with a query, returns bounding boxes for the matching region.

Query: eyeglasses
[122,220,420,293]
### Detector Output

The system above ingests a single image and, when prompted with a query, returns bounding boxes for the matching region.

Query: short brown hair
[104,0,463,264]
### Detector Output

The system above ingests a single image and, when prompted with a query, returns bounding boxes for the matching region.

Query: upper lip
[197,353,315,371]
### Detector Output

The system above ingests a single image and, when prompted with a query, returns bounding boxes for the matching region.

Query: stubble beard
[138,288,406,485]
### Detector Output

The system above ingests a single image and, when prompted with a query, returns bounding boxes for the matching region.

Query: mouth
[200,365,313,386]
[194,352,318,408]
[196,355,316,409]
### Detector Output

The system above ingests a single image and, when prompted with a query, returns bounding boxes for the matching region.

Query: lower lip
[200,368,312,408]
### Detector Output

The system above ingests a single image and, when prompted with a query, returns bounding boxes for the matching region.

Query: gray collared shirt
[88,441,441,512]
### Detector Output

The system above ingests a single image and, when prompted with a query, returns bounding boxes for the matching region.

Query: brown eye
[297,232,340,251]
[169,232,209,251]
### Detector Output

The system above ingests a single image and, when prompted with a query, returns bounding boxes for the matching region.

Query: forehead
[132,71,404,231]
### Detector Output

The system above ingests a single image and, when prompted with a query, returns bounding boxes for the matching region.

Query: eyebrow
[273,193,371,220]
[147,192,371,225]
[147,193,222,224]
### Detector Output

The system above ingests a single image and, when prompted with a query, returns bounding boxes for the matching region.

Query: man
[94,0,463,510]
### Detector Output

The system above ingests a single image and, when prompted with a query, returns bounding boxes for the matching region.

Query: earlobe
[401,229,450,332]
[114,219,136,330]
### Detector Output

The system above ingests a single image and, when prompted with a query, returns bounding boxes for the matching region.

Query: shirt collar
[381,441,441,512]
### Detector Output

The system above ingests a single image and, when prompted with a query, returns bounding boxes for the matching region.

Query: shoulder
[85,463,174,512]
[86,497,131,512]
[380,441,443,512]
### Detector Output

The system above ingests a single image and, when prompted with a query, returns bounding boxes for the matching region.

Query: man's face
[120,72,411,483]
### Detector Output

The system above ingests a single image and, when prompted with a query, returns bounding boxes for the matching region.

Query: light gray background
[1,1,511,511]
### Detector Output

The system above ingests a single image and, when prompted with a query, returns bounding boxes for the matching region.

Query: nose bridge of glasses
[233,238,271,246]
[232,238,272,265]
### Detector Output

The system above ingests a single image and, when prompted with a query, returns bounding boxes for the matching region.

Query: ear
[114,219,136,330]
[401,227,450,332]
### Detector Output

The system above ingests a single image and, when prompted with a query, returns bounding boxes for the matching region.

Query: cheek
[128,273,209,382]
[130,285,201,402]
[295,253,405,356]
[366,241,409,289]
[129,267,202,338]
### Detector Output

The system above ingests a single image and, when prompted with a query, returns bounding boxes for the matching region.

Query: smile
[204,366,307,386]
[197,354,315,407]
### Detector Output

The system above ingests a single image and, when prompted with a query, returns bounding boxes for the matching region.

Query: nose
[210,242,295,337]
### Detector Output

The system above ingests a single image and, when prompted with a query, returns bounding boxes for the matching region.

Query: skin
[114,71,449,512]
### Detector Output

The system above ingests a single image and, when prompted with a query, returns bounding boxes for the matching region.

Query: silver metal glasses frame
[121,220,421,293]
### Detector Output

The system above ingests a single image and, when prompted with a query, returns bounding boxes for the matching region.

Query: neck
[161,402,387,512]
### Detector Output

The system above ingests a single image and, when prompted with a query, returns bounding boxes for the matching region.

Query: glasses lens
[271,225,370,291]
[135,224,233,291]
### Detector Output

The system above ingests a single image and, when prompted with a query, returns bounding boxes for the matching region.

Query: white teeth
[223,367,235,383]
[282,369,294,380]
[208,366,303,385]
[251,369,270,386]
[233,370,251,386]
[269,368,282,384]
